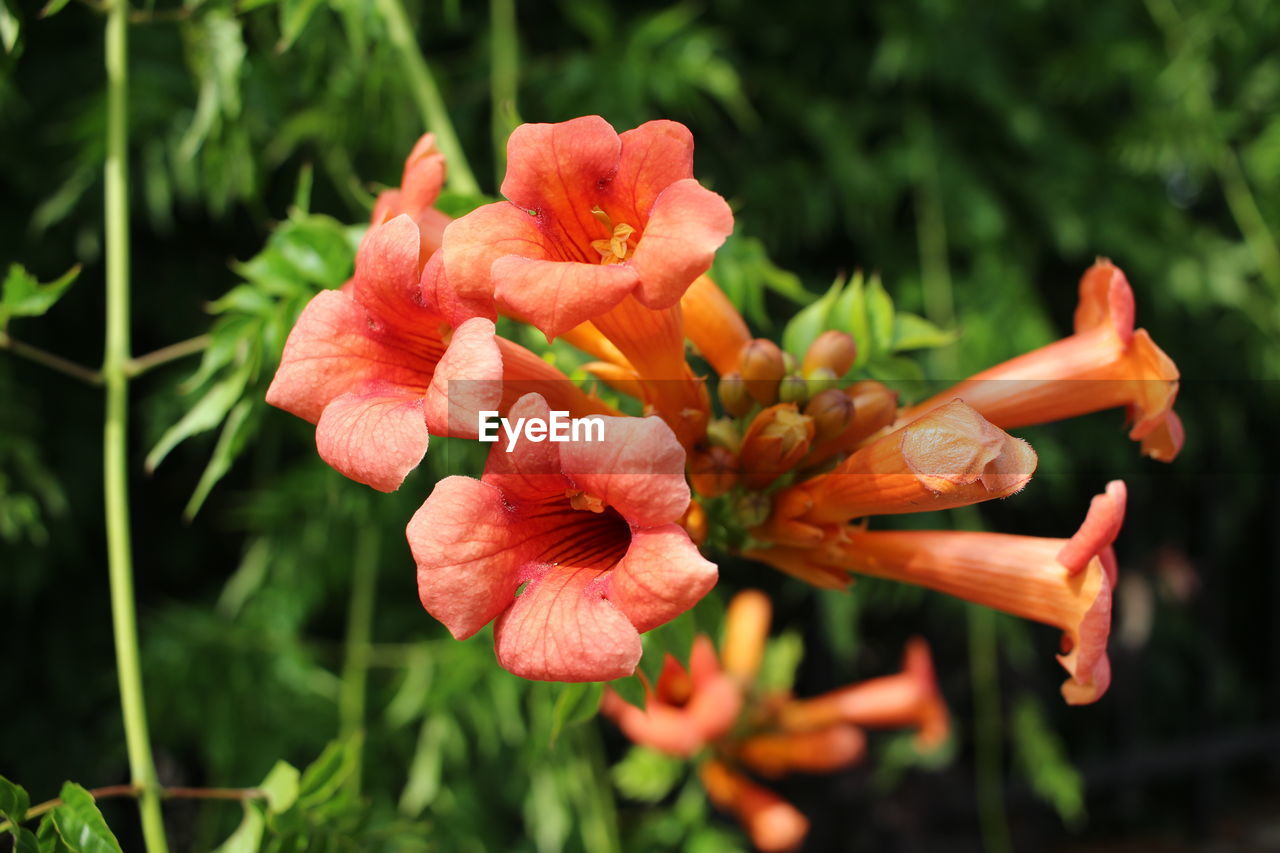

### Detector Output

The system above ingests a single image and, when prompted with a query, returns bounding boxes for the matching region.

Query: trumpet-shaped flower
[776,638,949,750]
[600,636,742,756]
[407,393,717,681]
[748,481,1127,704]
[754,400,1037,547]
[441,115,734,340]
[699,760,809,853]
[903,260,1182,460]
[267,216,613,492]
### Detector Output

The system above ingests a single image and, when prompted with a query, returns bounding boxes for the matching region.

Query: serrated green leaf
[549,681,604,742]
[611,746,684,803]
[210,803,264,853]
[147,362,252,471]
[780,276,842,358]
[0,775,30,823]
[184,398,258,518]
[48,784,123,853]
[258,761,300,815]
[891,311,958,351]
[1,264,80,329]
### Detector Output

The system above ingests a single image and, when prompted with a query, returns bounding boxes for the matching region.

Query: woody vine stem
[104,0,169,849]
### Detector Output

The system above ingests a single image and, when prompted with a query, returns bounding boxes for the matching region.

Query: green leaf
[549,681,604,742]
[0,264,80,330]
[756,631,804,694]
[432,191,496,219]
[295,736,360,809]
[864,274,896,356]
[183,398,258,518]
[0,0,19,55]
[891,312,958,352]
[38,0,72,19]
[1011,694,1085,826]
[0,775,30,823]
[277,0,325,52]
[780,276,842,358]
[611,746,684,803]
[258,761,301,815]
[146,361,252,472]
[606,674,647,709]
[835,271,870,368]
[48,783,123,853]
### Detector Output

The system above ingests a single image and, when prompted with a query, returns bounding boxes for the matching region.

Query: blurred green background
[2,0,1279,850]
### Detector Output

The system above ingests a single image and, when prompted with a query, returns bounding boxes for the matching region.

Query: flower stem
[0,330,103,385]
[125,334,209,378]
[104,2,168,850]
[338,523,381,794]
[968,605,1012,853]
[377,0,481,196]
[489,0,519,179]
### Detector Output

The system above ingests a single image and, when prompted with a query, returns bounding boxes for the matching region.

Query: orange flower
[681,274,752,376]
[902,260,1182,460]
[738,403,815,489]
[735,725,866,779]
[776,638,949,750]
[599,636,741,757]
[721,589,772,683]
[749,482,1127,704]
[754,400,1036,546]
[370,133,452,266]
[699,760,809,853]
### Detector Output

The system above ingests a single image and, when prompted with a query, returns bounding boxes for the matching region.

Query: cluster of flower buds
[266,115,1182,719]
[602,591,950,852]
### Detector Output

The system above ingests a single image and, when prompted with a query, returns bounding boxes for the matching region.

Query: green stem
[489,0,518,180]
[912,108,959,377]
[104,2,169,850]
[376,0,481,195]
[968,605,1011,853]
[338,523,381,794]
[0,330,103,385]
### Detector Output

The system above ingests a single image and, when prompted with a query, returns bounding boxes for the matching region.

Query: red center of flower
[525,496,631,571]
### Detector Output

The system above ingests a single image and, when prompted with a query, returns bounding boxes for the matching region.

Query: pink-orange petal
[494,565,643,682]
[559,414,690,526]
[609,524,717,633]
[315,387,428,492]
[493,256,640,341]
[408,475,526,639]
[424,317,503,439]
[441,201,551,309]
[608,120,695,224]
[629,178,734,309]
[351,215,427,325]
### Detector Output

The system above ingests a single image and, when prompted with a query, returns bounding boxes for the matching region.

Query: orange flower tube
[751,481,1127,704]
[699,760,809,853]
[736,725,866,778]
[902,260,1182,460]
[721,589,773,683]
[754,401,1036,545]
[681,274,752,376]
[777,638,949,749]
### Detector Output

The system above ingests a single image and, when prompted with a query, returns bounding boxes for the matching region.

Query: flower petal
[315,386,428,492]
[500,115,621,251]
[481,392,566,503]
[608,524,717,633]
[559,415,690,526]
[629,179,734,309]
[441,201,552,309]
[266,289,442,424]
[607,120,695,225]
[351,215,429,325]
[424,317,503,439]
[494,565,642,681]
[408,475,526,639]
[493,256,639,341]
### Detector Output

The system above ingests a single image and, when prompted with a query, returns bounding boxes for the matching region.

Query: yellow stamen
[567,489,606,513]
[591,221,637,265]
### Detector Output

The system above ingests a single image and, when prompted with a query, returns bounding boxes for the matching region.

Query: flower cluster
[268,115,1181,712]
[601,591,951,852]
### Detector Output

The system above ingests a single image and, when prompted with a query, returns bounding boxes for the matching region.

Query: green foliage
[47,784,124,853]
[611,747,684,804]
[0,264,79,332]
[1011,694,1086,827]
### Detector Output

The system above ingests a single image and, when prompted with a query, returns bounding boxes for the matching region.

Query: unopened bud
[803,330,857,378]
[717,371,754,417]
[690,446,739,498]
[805,366,838,393]
[706,417,743,453]
[778,373,809,405]
[734,491,774,529]
[740,404,815,489]
[805,388,856,442]
[738,339,786,405]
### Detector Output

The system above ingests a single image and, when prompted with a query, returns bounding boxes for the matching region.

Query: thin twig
[0,331,104,385]
[0,785,266,833]
[125,334,209,378]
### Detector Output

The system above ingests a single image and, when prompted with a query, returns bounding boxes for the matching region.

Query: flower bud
[738,339,786,405]
[804,388,856,443]
[778,374,809,405]
[680,500,709,546]
[690,446,740,498]
[805,366,838,393]
[802,330,857,378]
[740,404,815,489]
[706,417,743,453]
[717,371,754,417]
